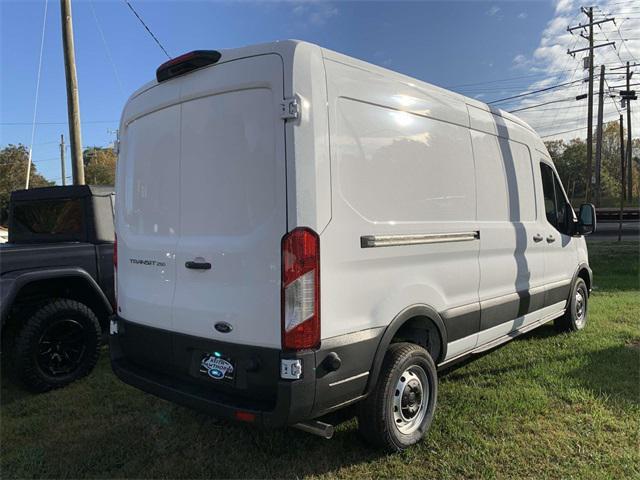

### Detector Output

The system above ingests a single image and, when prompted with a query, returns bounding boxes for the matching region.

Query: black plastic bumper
[109,317,316,427]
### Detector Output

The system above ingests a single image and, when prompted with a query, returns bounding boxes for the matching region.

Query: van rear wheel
[555,278,588,332]
[357,342,437,452]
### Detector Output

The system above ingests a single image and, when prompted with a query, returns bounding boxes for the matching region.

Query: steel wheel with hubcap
[358,342,438,452]
[555,277,589,332]
[393,365,429,434]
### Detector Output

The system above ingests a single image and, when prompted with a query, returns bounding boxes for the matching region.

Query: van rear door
[171,55,287,349]
[118,55,287,349]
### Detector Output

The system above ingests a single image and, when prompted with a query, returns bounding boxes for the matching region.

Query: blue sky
[2,0,638,184]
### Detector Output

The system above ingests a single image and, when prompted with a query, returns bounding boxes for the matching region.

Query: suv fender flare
[364,304,447,396]
[1,267,113,325]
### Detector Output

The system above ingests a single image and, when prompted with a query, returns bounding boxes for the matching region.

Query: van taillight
[281,228,320,350]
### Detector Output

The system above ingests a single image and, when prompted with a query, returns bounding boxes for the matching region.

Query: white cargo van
[111,41,596,451]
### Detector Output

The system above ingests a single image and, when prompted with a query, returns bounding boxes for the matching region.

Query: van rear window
[12,198,84,241]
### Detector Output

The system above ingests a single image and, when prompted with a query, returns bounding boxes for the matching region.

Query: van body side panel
[287,43,332,233]
[471,111,547,343]
[321,57,480,385]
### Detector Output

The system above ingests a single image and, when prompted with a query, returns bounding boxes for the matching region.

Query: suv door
[539,161,577,310]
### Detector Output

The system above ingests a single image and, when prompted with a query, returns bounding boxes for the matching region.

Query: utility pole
[567,9,614,202]
[618,114,625,241]
[625,62,633,202]
[60,0,85,185]
[60,134,67,186]
[594,64,605,206]
[585,7,594,203]
[611,62,637,202]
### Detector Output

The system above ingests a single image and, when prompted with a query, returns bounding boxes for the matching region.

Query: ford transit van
[110,41,595,451]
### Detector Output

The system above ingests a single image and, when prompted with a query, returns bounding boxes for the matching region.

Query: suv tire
[11,298,101,392]
[357,342,437,452]
[555,278,589,333]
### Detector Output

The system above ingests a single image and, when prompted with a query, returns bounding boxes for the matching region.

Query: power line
[539,115,621,138]
[540,126,588,138]
[508,97,576,113]
[90,0,125,95]
[26,0,49,190]
[123,0,171,59]
[1,120,117,125]
[488,78,586,104]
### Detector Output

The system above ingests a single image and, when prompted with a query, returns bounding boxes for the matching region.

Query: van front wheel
[555,278,588,332]
[357,342,437,452]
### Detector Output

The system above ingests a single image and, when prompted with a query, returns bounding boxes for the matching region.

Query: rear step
[292,420,334,439]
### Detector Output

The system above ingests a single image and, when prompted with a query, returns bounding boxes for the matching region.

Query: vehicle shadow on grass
[568,344,640,406]
[137,409,386,478]
[0,360,31,407]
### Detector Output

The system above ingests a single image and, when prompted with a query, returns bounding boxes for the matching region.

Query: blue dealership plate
[199,352,235,381]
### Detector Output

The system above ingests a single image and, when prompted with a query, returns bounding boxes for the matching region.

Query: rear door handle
[185,261,211,270]
[546,235,556,243]
[533,233,543,242]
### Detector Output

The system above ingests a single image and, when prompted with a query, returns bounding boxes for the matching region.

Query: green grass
[2,241,639,479]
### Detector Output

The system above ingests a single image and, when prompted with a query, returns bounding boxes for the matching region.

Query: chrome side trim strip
[329,371,369,387]
[360,231,480,248]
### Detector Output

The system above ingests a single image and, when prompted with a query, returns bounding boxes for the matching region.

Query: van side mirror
[577,203,596,236]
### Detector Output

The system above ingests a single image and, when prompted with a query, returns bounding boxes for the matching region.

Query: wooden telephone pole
[567,8,615,203]
[618,115,625,241]
[625,62,633,202]
[611,61,637,202]
[594,64,605,206]
[60,134,67,186]
[60,0,85,185]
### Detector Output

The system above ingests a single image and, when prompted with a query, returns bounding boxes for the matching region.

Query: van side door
[474,132,547,346]
[538,161,577,312]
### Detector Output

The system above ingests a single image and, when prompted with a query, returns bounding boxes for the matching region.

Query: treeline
[0,144,116,224]
[545,120,639,207]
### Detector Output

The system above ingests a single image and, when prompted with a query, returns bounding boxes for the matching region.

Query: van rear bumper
[109,317,316,427]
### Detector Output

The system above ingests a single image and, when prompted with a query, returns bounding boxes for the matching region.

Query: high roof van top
[110,40,595,451]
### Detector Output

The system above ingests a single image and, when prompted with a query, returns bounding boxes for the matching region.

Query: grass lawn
[1,241,639,479]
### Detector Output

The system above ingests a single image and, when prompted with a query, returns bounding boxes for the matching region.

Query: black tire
[11,298,101,393]
[555,278,589,332]
[357,342,437,452]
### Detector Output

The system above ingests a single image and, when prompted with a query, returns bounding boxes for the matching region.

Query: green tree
[545,121,639,206]
[0,144,53,225]
[83,146,116,185]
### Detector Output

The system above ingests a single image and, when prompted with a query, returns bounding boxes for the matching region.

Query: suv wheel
[555,278,589,332]
[357,342,437,452]
[12,299,101,392]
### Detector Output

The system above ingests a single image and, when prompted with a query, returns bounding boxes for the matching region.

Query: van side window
[540,163,557,227]
[540,162,572,235]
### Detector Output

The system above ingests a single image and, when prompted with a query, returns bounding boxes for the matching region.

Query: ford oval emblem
[214,322,233,334]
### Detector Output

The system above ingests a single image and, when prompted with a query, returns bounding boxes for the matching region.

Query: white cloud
[504,0,640,141]
[517,12,528,20]
[486,5,501,17]
[291,1,338,27]
[555,0,574,14]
